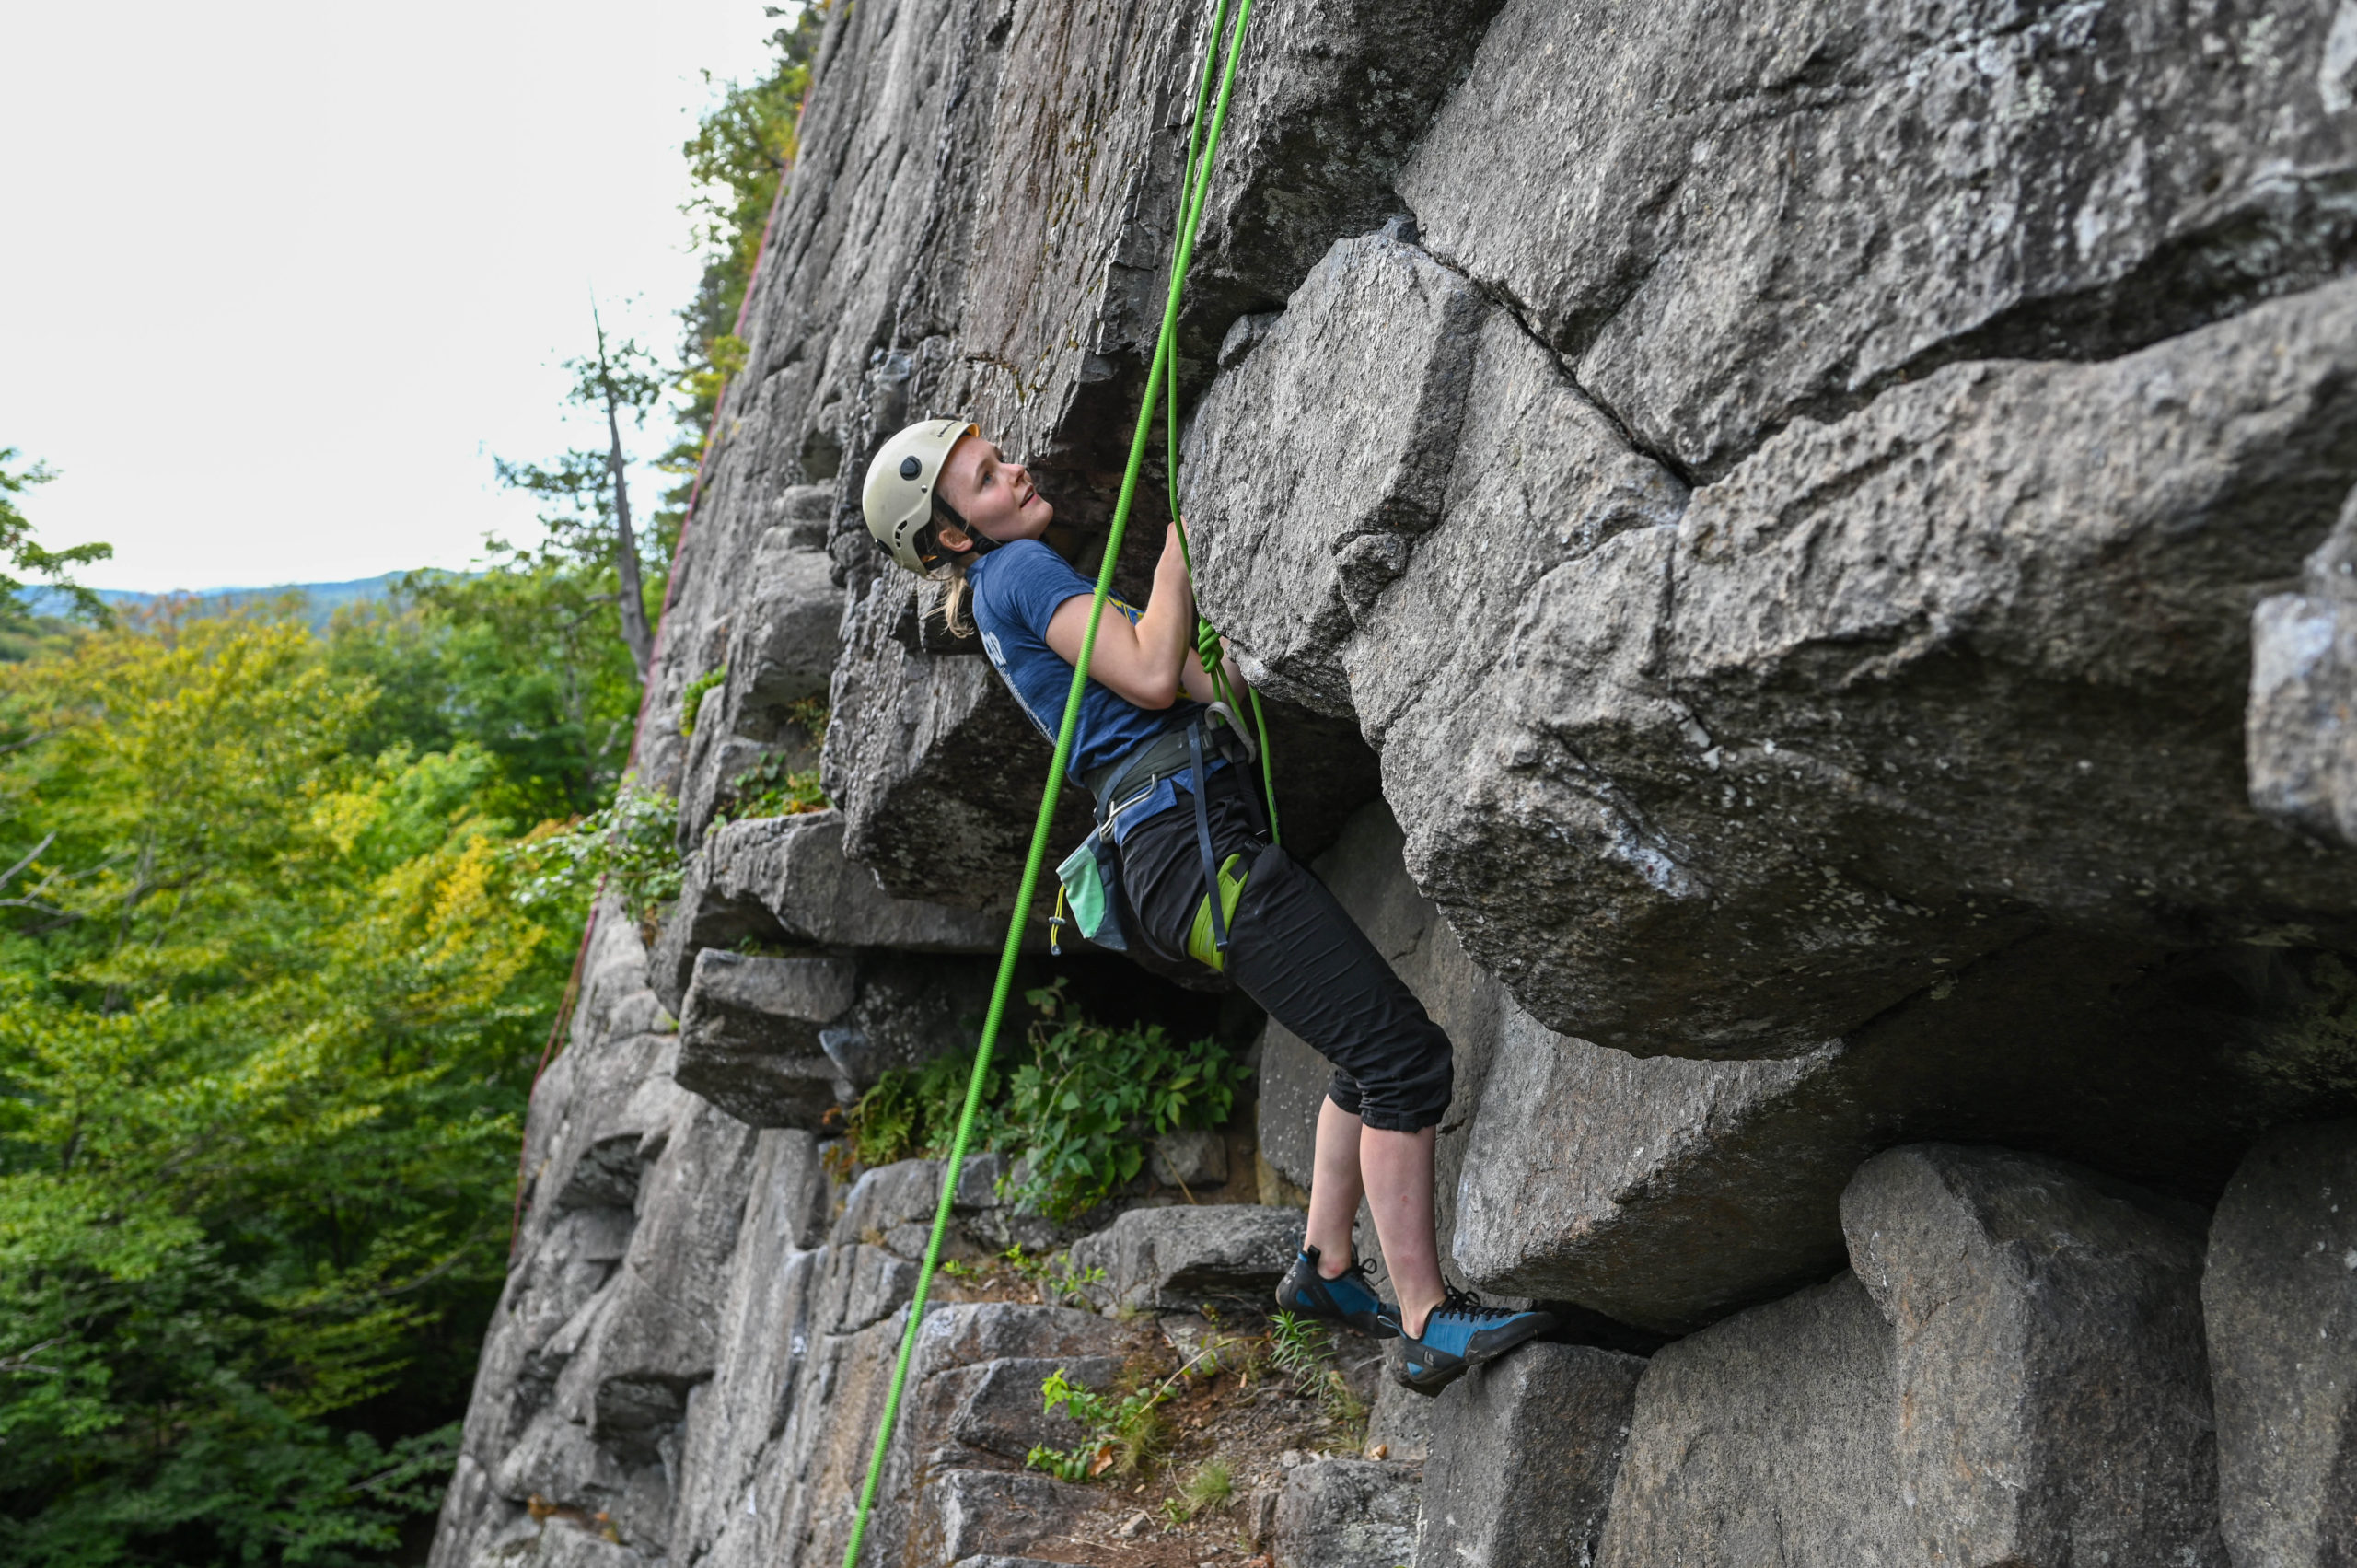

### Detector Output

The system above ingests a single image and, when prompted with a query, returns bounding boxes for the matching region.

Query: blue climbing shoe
[1386,1287,1558,1394]
[1273,1246,1398,1338]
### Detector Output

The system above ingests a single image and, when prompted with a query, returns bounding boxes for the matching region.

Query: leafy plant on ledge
[679,665,728,735]
[718,751,829,823]
[839,980,1249,1222]
[507,776,685,923]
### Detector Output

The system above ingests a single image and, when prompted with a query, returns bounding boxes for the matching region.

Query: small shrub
[784,694,830,738]
[839,981,1251,1222]
[998,980,1250,1219]
[997,1243,1107,1307]
[1270,1310,1369,1446]
[1163,1458,1234,1525]
[843,1049,993,1167]
[506,777,684,923]
[1026,1368,1171,1481]
[679,666,728,735]
[719,751,829,822]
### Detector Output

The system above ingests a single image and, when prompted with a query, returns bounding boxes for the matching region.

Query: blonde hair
[926,502,978,638]
[935,565,976,639]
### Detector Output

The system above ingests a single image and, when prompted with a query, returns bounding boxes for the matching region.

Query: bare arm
[1176,627,1249,707]
[1044,524,1195,709]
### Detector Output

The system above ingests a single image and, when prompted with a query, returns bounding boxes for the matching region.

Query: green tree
[493,311,668,682]
[670,5,824,481]
[0,610,575,1565]
[329,564,644,821]
[0,448,117,661]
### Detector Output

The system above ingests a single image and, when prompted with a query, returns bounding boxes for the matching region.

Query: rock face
[1417,1345,1645,1568]
[1190,233,2357,1063]
[674,950,860,1127]
[1067,1203,1301,1314]
[1598,1146,2226,1568]
[437,0,2357,1562]
[1841,1145,2222,1568]
[1272,1459,1422,1568]
[1400,0,2357,481]
[2203,1121,2357,1568]
[433,943,1145,1568]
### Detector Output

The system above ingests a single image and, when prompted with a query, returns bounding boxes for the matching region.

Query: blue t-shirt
[966,539,1205,810]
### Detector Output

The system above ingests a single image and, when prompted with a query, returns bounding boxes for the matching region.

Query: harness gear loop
[837,5,1257,1564]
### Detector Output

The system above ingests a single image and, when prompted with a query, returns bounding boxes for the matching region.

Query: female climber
[860,417,1556,1392]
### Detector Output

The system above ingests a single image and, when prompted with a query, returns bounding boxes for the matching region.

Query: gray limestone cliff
[435,2,2357,1565]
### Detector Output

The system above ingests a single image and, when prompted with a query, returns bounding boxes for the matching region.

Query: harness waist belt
[1082,723,1198,810]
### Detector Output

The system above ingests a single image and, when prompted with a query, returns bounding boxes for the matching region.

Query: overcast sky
[0,0,783,592]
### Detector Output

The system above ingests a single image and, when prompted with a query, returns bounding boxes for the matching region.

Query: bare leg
[1362,1124,1445,1337]
[1304,1095,1364,1266]
[1304,1098,1446,1337]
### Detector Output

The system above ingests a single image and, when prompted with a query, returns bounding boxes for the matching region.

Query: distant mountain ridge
[17,571,452,630]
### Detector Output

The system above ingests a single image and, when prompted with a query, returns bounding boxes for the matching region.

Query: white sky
[0,0,784,592]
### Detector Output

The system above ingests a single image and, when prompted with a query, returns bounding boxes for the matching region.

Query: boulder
[674,949,859,1128]
[1417,1344,1645,1568]
[912,1301,1134,1376]
[1149,1130,1229,1190]
[1596,1274,1906,1568]
[1449,1009,1874,1332]
[650,809,1006,1016]
[2250,487,2357,844]
[937,1354,1124,1462]
[833,1160,954,1260]
[909,1470,1101,1568]
[819,956,994,1090]
[2203,1120,2357,1568]
[1210,800,2357,1336]
[1842,1144,2224,1568]
[1401,0,2357,477]
[1272,1458,1422,1568]
[1069,1204,1302,1313]
[1192,236,2357,1063]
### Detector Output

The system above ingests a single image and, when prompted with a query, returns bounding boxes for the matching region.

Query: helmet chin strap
[931,495,1002,559]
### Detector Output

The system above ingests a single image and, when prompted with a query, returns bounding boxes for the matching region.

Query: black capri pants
[1116,767,1454,1133]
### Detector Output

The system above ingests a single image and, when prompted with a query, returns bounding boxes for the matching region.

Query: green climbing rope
[1159,30,1281,846]
[837,6,1257,1564]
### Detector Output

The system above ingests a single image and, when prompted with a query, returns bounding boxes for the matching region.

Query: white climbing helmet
[862,417,978,575]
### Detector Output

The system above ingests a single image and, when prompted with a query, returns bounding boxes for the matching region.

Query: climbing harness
[839,3,1258,1562]
[1050,705,1264,964]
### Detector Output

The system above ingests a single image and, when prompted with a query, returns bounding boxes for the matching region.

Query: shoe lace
[1347,1256,1381,1286]
[1436,1284,1524,1322]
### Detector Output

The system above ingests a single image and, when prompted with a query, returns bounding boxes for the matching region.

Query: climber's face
[935,434,1053,552]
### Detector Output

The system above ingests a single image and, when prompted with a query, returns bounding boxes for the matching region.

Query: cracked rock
[1841,1144,2223,1568]
[1417,1344,1644,1568]
[1272,1459,1421,1568]
[675,949,858,1128]
[1402,0,2357,478]
[1070,1205,1302,1314]
[2204,1120,2357,1568]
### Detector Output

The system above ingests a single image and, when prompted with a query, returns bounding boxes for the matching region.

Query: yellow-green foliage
[0,611,578,1562]
[679,666,727,735]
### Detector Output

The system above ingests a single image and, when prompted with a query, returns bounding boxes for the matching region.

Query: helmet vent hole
[899,456,922,480]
